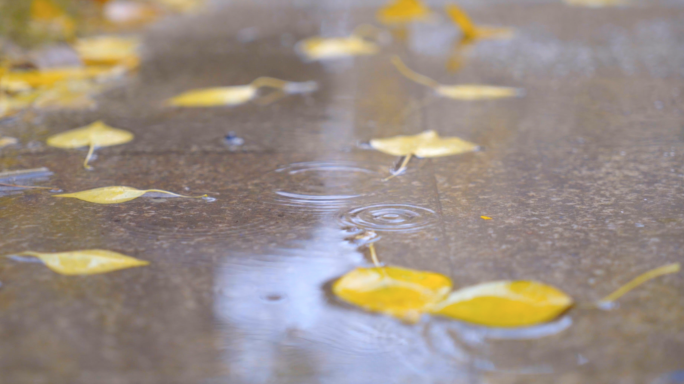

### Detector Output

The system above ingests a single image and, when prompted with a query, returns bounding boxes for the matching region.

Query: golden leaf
[10,249,149,275]
[3,66,120,89]
[392,56,521,100]
[377,0,432,24]
[74,36,140,68]
[431,281,573,327]
[54,186,205,204]
[46,120,134,169]
[597,263,680,308]
[370,130,479,158]
[333,266,453,323]
[445,4,513,41]
[297,36,379,61]
[480,216,492,220]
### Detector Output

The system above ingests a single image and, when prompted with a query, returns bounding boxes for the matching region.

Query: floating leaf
[597,263,680,309]
[392,56,521,100]
[371,130,479,158]
[333,266,453,322]
[168,77,317,107]
[46,120,133,169]
[377,0,432,24]
[8,249,149,275]
[445,4,513,41]
[297,35,379,61]
[74,36,140,68]
[480,216,492,220]
[431,281,573,327]
[54,186,206,204]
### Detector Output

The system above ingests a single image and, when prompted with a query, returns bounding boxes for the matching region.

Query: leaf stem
[597,263,680,306]
[383,154,413,182]
[83,142,95,170]
[368,243,381,267]
[391,56,440,89]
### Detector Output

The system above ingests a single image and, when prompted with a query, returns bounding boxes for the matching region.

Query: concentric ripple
[338,204,438,232]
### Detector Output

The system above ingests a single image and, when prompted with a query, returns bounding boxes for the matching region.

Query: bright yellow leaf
[54,186,205,204]
[46,120,133,169]
[445,4,513,41]
[333,266,452,323]
[370,130,479,158]
[74,36,140,68]
[297,35,379,61]
[10,249,149,275]
[169,85,257,107]
[431,281,573,327]
[377,0,432,24]
[480,216,492,220]
[392,56,521,100]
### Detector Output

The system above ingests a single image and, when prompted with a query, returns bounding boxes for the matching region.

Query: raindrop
[338,204,438,232]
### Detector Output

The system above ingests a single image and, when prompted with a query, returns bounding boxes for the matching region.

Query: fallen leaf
[46,120,133,169]
[431,281,573,327]
[392,56,521,100]
[333,266,453,323]
[32,79,103,109]
[296,35,379,61]
[168,77,317,107]
[371,130,479,158]
[480,216,492,220]
[3,66,121,89]
[9,249,149,275]
[377,0,432,24]
[54,186,206,204]
[0,137,19,148]
[445,4,513,41]
[74,36,140,68]
[597,263,680,308]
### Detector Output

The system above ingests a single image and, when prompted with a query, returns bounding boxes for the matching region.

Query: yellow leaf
[10,249,149,275]
[74,36,140,68]
[445,4,513,41]
[480,216,492,220]
[333,266,453,322]
[370,130,479,158]
[431,281,573,327]
[297,36,379,61]
[377,0,432,24]
[598,263,680,308]
[0,137,19,148]
[392,56,521,100]
[4,66,120,89]
[54,186,205,204]
[46,120,134,169]
[169,85,257,107]
[30,0,76,39]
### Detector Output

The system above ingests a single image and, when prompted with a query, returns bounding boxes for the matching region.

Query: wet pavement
[1,0,684,383]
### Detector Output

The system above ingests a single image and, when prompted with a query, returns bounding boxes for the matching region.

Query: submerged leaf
[392,56,521,100]
[445,4,513,41]
[54,186,204,204]
[431,281,573,327]
[297,35,379,61]
[333,266,452,322]
[370,130,479,158]
[46,120,133,169]
[10,249,149,275]
[598,263,680,308]
[74,36,140,68]
[377,0,432,24]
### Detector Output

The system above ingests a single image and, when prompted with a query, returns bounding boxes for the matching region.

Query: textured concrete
[1,1,684,383]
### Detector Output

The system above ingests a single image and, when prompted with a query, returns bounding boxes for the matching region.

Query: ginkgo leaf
[392,56,521,100]
[9,249,149,275]
[480,216,492,220]
[296,35,379,61]
[54,186,206,204]
[168,77,317,107]
[445,4,513,41]
[333,266,453,323]
[377,0,432,24]
[46,120,133,169]
[370,130,479,158]
[431,281,573,327]
[74,36,140,68]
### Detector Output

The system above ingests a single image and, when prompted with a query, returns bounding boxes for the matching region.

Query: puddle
[337,204,439,232]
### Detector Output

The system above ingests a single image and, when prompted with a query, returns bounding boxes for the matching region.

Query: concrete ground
[1,0,684,383]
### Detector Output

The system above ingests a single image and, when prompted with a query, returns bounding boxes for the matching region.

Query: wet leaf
[333,266,453,323]
[480,216,492,220]
[297,35,379,61]
[392,56,521,100]
[377,0,432,24]
[597,263,680,308]
[370,130,479,158]
[431,281,573,327]
[445,4,513,41]
[9,249,149,275]
[54,186,205,204]
[3,66,121,89]
[74,36,140,68]
[46,120,133,169]
[169,77,317,107]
